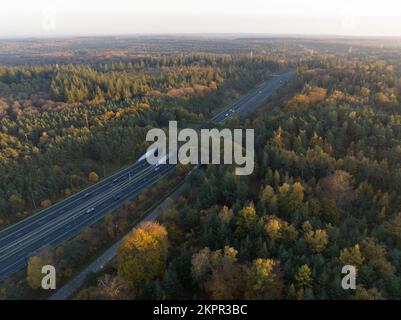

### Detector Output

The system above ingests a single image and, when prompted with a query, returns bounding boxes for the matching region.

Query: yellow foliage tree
[41,199,52,208]
[278,182,304,213]
[260,185,277,211]
[26,256,45,289]
[235,204,258,238]
[26,245,55,289]
[265,218,281,240]
[294,264,313,288]
[88,171,100,183]
[304,229,328,253]
[265,217,298,242]
[339,244,365,266]
[218,206,234,224]
[117,222,167,293]
[8,194,25,210]
[245,258,283,299]
[355,285,384,300]
[361,238,392,273]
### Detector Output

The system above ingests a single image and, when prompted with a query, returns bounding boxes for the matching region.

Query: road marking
[0,164,158,261]
[0,167,173,280]
[0,161,150,244]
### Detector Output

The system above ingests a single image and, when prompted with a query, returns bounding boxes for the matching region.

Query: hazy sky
[1,0,401,38]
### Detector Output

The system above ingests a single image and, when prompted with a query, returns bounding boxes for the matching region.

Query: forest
[74,54,401,300]
[1,37,401,300]
[0,53,281,227]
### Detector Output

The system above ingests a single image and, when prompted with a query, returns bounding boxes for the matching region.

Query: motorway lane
[0,160,151,247]
[45,164,175,248]
[0,164,175,279]
[0,161,149,250]
[212,71,294,122]
[0,163,160,258]
[0,71,294,281]
[237,72,294,117]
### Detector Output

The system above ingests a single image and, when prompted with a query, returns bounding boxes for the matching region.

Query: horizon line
[2,32,401,41]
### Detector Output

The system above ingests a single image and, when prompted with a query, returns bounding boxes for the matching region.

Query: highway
[0,70,294,282]
[211,71,294,122]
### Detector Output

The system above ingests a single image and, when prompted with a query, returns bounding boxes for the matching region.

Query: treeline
[0,54,281,103]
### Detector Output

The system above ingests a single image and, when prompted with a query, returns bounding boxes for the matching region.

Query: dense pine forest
[77,55,401,300]
[1,37,401,300]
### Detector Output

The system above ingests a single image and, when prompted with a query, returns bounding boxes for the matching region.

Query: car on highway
[83,192,91,198]
[225,113,229,117]
[85,207,95,214]
[113,194,121,201]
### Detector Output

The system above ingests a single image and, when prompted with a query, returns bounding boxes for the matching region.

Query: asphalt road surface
[0,70,294,281]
